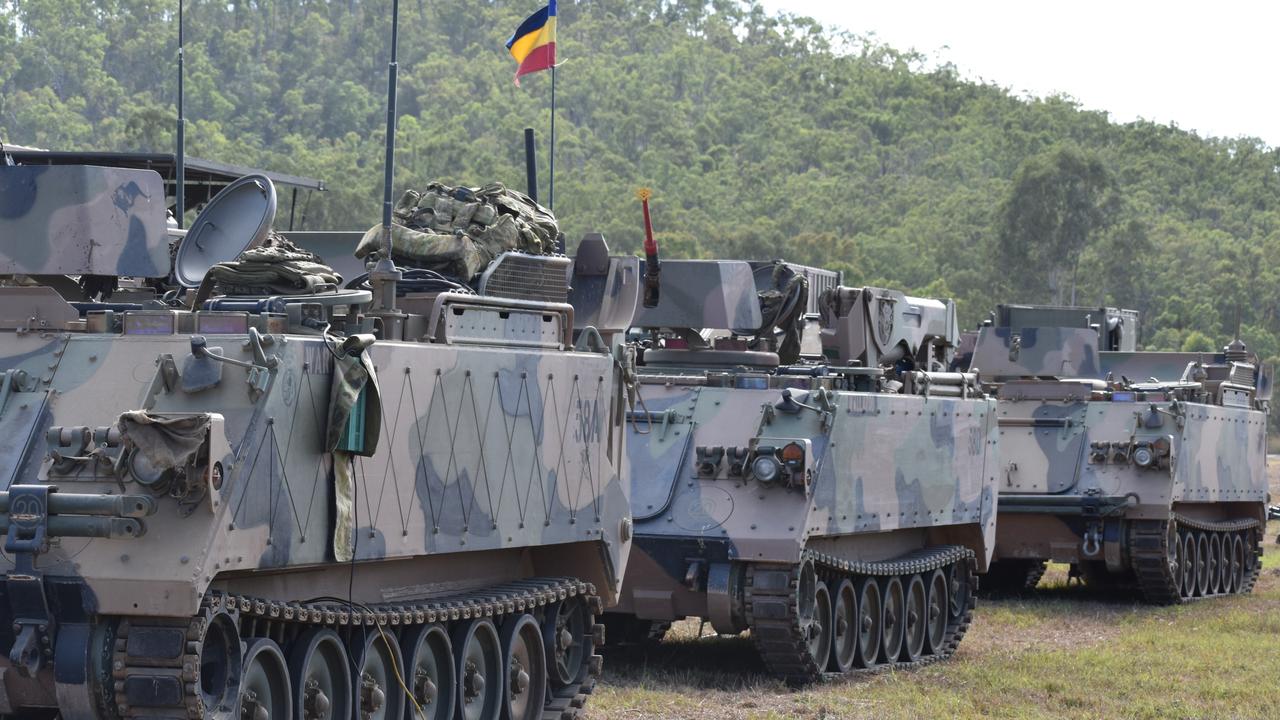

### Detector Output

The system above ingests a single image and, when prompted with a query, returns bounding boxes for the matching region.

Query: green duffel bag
[356,181,557,280]
[355,224,495,279]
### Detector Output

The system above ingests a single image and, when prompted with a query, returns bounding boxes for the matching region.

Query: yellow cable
[372,618,427,720]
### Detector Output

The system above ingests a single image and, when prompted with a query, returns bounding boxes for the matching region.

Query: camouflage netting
[355,181,558,280]
[206,231,342,296]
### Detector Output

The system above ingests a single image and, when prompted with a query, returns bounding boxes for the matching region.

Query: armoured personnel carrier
[600,247,999,684]
[970,304,1271,602]
[0,164,637,720]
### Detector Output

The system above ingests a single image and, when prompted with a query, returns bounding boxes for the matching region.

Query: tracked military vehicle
[0,164,637,720]
[600,247,999,684]
[971,305,1271,602]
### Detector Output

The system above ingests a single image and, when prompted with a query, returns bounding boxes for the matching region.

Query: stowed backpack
[355,181,558,280]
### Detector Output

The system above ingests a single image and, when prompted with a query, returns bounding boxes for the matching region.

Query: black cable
[344,268,474,295]
[348,454,357,612]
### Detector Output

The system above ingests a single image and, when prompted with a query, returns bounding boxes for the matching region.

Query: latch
[188,327,278,400]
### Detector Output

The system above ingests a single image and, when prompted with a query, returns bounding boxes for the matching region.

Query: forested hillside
[3,0,1279,359]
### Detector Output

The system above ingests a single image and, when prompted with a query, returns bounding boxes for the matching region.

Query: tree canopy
[3,0,1279,364]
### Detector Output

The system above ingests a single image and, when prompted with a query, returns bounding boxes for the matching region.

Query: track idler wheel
[544,597,590,689]
[199,611,243,715]
[1167,521,1181,580]
[949,561,972,621]
[239,639,291,720]
[499,614,547,720]
[1244,528,1260,576]
[401,623,455,720]
[289,629,351,720]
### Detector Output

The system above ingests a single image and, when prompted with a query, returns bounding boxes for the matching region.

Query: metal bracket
[4,485,53,676]
[141,355,179,410]
[5,484,50,555]
[0,369,34,417]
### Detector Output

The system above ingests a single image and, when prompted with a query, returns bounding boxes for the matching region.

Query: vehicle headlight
[751,455,782,484]
[1132,443,1154,468]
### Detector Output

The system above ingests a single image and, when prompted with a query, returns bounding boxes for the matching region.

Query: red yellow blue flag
[506,1,557,85]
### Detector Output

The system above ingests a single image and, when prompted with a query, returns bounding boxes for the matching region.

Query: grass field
[587,465,1280,719]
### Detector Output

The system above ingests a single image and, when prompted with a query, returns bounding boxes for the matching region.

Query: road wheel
[401,623,455,720]
[1180,530,1197,599]
[239,639,291,720]
[801,581,832,673]
[879,576,905,664]
[852,578,882,669]
[924,569,949,656]
[288,629,351,720]
[351,630,405,720]
[1196,532,1211,597]
[829,578,857,673]
[1207,532,1222,595]
[499,614,546,720]
[901,574,927,663]
[453,619,503,720]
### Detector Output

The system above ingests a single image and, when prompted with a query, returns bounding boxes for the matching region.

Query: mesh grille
[480,253,571,303]
[1229,362,1256,387]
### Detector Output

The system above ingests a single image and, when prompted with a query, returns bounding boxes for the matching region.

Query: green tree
[995,145,1119,305]
[2,0,1278,377]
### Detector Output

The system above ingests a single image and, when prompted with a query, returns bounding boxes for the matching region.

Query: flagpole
[549,63,556,212]
[175,0,185,228]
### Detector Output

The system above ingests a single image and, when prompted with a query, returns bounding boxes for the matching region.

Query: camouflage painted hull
[989,382,1267,601]
[0,326,630,719]
[609,373,999,682]
[971,322,1269,602]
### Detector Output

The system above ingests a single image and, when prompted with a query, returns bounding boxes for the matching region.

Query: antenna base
[369,254,401,313]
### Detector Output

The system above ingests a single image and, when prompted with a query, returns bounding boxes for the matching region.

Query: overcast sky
[759,1,1278,147]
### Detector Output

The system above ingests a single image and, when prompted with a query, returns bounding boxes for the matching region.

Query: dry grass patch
[590,521,1280,719]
